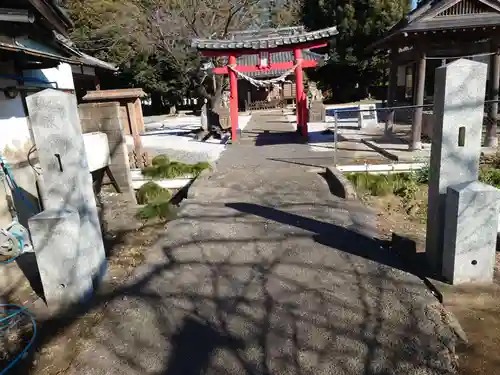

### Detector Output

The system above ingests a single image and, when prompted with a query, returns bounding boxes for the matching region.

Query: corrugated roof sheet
[192,26,338,51]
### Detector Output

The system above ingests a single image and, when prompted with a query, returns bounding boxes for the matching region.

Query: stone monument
[442,181,500,284]
[201,98,208,131]
[426,59,488,273]
[26,89,107,307]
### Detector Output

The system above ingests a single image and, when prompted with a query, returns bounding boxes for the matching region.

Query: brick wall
[78,102,134,197]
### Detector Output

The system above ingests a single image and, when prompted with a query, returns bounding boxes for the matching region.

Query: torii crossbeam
[192,26,338,141]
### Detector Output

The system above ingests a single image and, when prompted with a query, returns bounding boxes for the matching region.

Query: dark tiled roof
[232,50,326,78]
[227,26,306,40]
[192,27,338,51]
[369,0,500,50]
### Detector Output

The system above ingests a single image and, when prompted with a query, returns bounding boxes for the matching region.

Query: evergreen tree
[302,0,409,102]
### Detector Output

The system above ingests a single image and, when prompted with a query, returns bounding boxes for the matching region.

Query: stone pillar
[410,51,426,150]
[486,45,499,147]
[201,98,208,131]
[26,89,107,290]
[28,209,89,308]
[426,59,488,273]
[442,181,500,284]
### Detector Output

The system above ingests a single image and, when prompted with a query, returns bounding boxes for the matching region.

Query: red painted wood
[294,48,307,136]
[229,55,239,141]
[212,60,319,75]
[200,42,328,57]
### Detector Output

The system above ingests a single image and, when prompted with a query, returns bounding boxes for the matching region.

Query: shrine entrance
[192,26,338,141]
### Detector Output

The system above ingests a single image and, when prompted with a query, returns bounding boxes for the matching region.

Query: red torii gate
[192,27,338,141]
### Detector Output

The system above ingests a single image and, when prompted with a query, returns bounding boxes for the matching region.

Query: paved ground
[66,112,458,375]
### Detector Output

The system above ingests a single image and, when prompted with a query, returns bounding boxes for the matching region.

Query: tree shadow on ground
[225,202,437,282]
[3,200,456,375]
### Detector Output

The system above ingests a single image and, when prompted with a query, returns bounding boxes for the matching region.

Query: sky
[411,0,418,10]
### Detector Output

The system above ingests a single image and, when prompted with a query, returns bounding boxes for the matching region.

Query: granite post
[426,59,488,273]
[28,209,92,307]
[442,181,500,284]
[26,89,107,298]
[201,99,208,131]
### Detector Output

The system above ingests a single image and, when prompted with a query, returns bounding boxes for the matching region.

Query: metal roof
[192,26,338,51]
[77,52,118,71]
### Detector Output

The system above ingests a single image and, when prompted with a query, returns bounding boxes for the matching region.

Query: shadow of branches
[5,195,459,375]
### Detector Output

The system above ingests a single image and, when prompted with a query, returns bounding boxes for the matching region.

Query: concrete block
[26,89,107,288]
[442,181,500,284]
[28,209,93,307]
[426,59,488,271]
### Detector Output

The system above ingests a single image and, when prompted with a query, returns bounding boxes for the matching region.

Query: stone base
[28,209,93,309]
[443,181,500,284]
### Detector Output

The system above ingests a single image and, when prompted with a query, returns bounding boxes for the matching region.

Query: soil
[0,187,172,375]
[360,185,500,375]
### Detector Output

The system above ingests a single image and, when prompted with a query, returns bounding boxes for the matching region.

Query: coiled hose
[0,156,38,373]
[0,304,36,375]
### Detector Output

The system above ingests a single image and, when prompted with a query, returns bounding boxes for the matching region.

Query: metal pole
[334,110,338,166]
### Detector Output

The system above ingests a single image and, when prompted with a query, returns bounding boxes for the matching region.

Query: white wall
[0,62,32,161]
[23,62,75,91]
[1,62,77,161]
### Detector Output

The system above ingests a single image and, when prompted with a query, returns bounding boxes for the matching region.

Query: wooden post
[229,54,239,141]
[411,51,426,150]
[386,48,398,134]
[126,101,142,152]
[294,47,307,136]
[487,45,499,147]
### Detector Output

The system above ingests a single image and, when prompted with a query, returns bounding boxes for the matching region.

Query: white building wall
[0,61,77,227]
[23,62,75,91]
[0,62,32,161]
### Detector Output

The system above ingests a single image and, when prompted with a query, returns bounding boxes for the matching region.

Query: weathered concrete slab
[27,89,107,290]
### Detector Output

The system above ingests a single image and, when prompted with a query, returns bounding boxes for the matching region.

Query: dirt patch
[358,183,500,375]
[359,184,428,250]
[0,187,171,375]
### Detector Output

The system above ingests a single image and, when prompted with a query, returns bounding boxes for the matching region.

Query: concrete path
[67,112,458,375]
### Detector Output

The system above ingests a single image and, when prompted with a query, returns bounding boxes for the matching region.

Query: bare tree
[142,0,265,106]
[66,0,297,108]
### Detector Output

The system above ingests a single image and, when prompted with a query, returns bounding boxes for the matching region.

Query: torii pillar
[229,54,239,141]
[294,48,308,136]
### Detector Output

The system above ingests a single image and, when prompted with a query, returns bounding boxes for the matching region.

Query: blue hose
[0,304,36,375]
[0,254,21,265]
[0,158,38,373]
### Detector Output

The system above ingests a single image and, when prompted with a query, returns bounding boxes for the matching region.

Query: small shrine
[192,26,338,140]
[369,0,500,149]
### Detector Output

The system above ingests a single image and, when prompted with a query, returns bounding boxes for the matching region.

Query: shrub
[151,155,170,166]
[479,167,500,188]
[136,182,172,205]
[367,174,393,196]
[142,156,211,179]
[413,164,430,184]
[137,200,176,220]
[392,174,418,201]
[347,172,419,199]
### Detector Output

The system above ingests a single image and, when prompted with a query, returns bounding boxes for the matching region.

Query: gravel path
[66,112,458,375]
